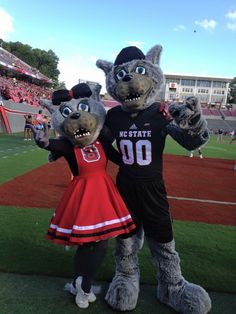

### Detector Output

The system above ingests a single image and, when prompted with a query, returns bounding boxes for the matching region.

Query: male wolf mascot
[96,45,211,314]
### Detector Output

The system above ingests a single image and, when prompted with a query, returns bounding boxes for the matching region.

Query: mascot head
[40,83,106,147]
[96,45,165,113]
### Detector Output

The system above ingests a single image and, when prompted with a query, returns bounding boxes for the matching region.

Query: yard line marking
[168,196,236,206]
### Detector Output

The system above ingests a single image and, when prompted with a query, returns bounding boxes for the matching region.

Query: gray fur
[168,96,208,136]
[145,44,163,65]
[40,96,106,146]
[40,99,56,114]
[96,47,165,109]
[88,83,102,101]
[147,238,212,314]
[105,235,141,311]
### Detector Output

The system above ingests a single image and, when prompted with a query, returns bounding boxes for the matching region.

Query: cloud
[0,7,14,40]
[226,22,236,30]
[195,19,217,31]
[173,25,186,32]
[58,53,107,93]
[225,10,236,19]
[124,41,145,49]
[225,10,236,31]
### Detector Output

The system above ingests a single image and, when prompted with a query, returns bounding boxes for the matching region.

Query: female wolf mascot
[31,83,136,309]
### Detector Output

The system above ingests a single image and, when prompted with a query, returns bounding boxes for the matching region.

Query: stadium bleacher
[0,46,235,134]
[0,47,54,133]
[0,74,52,106]
[0,47,51,83]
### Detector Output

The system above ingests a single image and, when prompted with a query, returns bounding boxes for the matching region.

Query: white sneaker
[64,280,97,301]
[64,282,77,295]
[189,153,193,158]
[75,277,96,308]
[200,155,203,159]
[75,287,89,308]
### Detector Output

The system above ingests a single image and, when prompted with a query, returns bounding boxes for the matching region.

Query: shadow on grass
[0,272,236,314]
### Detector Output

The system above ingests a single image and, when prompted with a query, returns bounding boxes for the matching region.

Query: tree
[228,77,236,104]
[54,81,66,89]
[0,39,60,82]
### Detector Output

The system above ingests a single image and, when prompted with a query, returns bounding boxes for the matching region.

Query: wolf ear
[89,83,102,101]
[146,45,163,65]
[96,60,113,75]
[39,99,56,114]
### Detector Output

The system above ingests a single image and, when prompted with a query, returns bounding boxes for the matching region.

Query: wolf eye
[78,102,89,112]
[116,69,127,80]
[61,106,72,117]
[135,66,146,75]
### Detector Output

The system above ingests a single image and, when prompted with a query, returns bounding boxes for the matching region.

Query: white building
[164,74,232,107]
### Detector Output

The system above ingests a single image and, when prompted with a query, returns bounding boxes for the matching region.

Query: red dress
[47,141,136,245]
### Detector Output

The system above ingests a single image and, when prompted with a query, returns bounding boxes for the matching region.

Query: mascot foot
[158,280,211,314]
[147,238,212,314]
[105,274,139,311]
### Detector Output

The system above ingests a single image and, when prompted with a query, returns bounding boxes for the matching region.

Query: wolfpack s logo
[81,145,100,162]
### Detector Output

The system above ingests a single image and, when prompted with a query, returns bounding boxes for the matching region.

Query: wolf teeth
[125,96,141,102]
[74,130,91,138]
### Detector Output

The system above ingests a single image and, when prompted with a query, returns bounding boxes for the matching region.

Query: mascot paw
[168,96,205,133]
[185,96,199,110]
[158,280,211,314]
[105,274,139,311]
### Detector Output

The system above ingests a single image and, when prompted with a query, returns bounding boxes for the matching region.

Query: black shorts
[116,172,173,243]
[25,124,32,129]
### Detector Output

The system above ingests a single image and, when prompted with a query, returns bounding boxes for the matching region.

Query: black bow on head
[52,83,92,106]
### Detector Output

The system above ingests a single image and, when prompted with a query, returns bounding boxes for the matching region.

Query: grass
[0,206,235,293]
[1,272,236,314]
[0,131,235,183]
[164,132,236,160]
[0,133,48,184]
[0,131,236,313]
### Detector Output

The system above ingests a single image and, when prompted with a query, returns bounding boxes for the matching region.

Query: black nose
[71,112,80,119]
[122,74,133,82]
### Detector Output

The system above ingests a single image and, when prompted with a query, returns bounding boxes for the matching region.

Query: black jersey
[106,103,170,180]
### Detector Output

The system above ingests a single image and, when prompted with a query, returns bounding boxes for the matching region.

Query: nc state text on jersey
[119,130,152,138]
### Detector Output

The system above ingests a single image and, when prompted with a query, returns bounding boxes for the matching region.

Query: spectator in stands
[24,114,33,140]
[0,73,52,106]
[217,128,224,142]
[189,147,203,159]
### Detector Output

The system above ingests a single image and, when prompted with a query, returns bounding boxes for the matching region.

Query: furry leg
[147,237,212,314]
[105,231,143,311]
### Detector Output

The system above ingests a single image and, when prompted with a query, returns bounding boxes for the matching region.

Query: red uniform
[47,141,135,245]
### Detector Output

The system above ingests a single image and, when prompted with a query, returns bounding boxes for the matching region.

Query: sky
[0,0,236,93]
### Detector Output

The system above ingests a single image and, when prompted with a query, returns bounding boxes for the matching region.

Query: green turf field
[0,132,236,313]
[0,132,235,184]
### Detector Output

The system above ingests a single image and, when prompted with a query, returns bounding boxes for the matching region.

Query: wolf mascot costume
[96,45,212,313]
[30,83,137,309]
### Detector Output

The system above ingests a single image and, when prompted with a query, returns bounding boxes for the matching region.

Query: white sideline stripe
[50,214,132,233]
[168,196,236,206]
